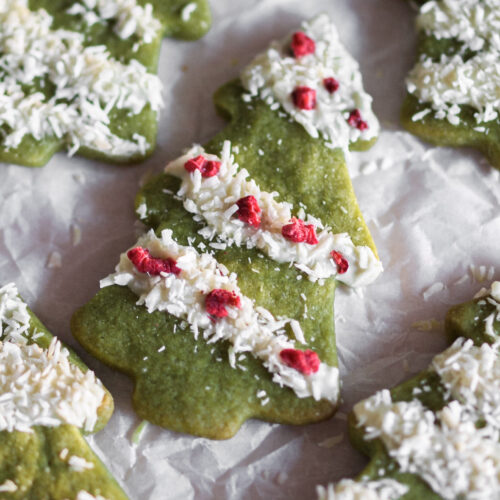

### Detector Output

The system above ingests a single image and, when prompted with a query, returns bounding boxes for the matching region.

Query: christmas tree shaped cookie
[0,283,128,499]
[72,14,383,439]
[318,281,500,499]
[0,0,211,167]
[402,0,500,169]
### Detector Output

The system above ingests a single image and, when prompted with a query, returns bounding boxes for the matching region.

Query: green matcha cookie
[72,14,382,439]
[318,281,500,499]
[0,0,211,167]
[402,0,500,169]
[0,283,128,500]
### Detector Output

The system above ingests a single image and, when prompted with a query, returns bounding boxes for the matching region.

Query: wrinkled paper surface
[2,0,500,498]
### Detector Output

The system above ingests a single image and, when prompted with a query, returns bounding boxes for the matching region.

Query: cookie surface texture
[402,0,500,168]
[0,0,211,167]
[72,15,382,440]
[318,281,500,499]
[0,283,128,500]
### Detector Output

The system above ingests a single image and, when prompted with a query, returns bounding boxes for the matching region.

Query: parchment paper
[2,0,500,498]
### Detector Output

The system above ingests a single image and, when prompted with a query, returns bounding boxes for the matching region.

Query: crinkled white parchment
[1,0,500,498]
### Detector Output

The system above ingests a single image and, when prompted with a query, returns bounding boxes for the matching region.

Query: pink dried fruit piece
[291,31,316,58]
[205,289,242,319]
[280,348,320,375]
[282,217,318,245]
[127,247,181,276]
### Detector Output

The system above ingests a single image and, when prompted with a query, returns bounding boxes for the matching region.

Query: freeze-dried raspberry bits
[323,77,339,94]
[205,289,242,319]
[184,155,221,178]
[281,217,318,245]
[291,31,315,58]
[292,86,316,110]
[280,349,320,375]
[235,195,261,228]
[347,109,368,131]
[127,247,181,276]
[331,250,349,274]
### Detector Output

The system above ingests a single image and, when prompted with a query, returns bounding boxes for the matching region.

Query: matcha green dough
[401,0,500,169]
[0,0,211,167]
[343,293,500,499]
[0,295,127,500]
[72,78,379,439]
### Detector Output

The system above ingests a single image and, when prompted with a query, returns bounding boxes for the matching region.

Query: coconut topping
[354,338,500,499]
[164,141,383,287]
[0,282,34,344]
[240,14,379,153]
[66,0,162,44]
[0,338,105,433]
[0,283,105,433]
[101,229,340,403]
[408,0,500,125]
[0,0,163,157]
[316,479,408,500]
[417,0,500,52]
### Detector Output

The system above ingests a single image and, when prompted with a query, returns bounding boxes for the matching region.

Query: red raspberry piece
[235,195,261,228]
[281,217,318,245]
[205,289,241,319]
[292,87,316,110]
[280,348,320,375]
[347,109,369,131]
[127,247,181,276]
[184,155,221,178]
[330,250,349,274]
[291,31,315,58]
[323,77,339,94]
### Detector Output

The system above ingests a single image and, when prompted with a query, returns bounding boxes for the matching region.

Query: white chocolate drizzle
[0,283,106,433]
[165,141,383,288]
[408,0,500,125]
[101,229,340,403]
[0,0,163,158]
[66,0,162,44]
[316,479,408,500]
[240,14,379,154]
[354,338,500,499]
[417,0,500,52]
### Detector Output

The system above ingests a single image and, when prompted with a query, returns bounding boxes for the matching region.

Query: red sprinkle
[323,77,339,94]
[235,195,261,228]
[347,109,369,131]
[281,217,318,245]
[280,348,320,375]
[205,289,241,319]
[292,86,316,110]
[291,31,316,58]
[127,247,181,276]
[330,250,349,274]
[184,155,221,178]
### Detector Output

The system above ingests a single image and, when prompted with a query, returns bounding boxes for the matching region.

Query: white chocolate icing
[240,14,379,154]
[417,0,500,52]
[407,51,500,125]
[354,338,500,499]
[316,479,408,500]
[0,0,163,157]
[101,229,340,403]
[67,0,162,44]
[165,141,383,287]
[408,0,500,126]
[0,283,106,433]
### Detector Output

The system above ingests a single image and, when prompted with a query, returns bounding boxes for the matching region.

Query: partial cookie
[402,0,500,168]
[318,281,500,499]
[0,0,211,167]
[0,283,128,500]
[72,15,382,439]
